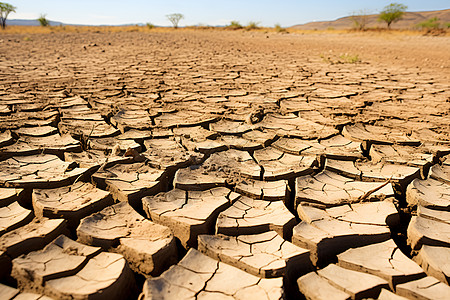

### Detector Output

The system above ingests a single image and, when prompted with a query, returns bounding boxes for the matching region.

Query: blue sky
[8,0,450,27]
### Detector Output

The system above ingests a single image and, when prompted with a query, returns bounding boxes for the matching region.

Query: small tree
[378,3,407,29]
[38,14,49,27]
[0,2,16,29]
[166,13,183,29]
[351,9,370,30]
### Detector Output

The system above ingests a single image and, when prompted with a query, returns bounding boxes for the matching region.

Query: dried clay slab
[342,123,420,151]
[0,130,14,148]
[430,155,450,184]
[417,205,450,225]
[0,218,66,259]
[295,170,395,208]
[297,272,351,300]
[32,182,114,228]
[173,164,229,191]
[216,196,296,239]
[45,252,136,300]
[0,188,24,207]
[414,244,450,285]
[337,239,425,290]
[407,215,450,250]
[13,125,58,137]
[198,231,312,279]
[292,201,399,266]
[92,162,166,205]
[298,264,389,300]
[0,134,81,160]
[0,283,53,300]
[143,187,239,248]
[172,125,216,142]
[77,202,177,276]
[260,114,338,140]
[272,135,363,161]
[59,119,120,139]
[406,178,450,210]
[0,155,88,189]
[110,109,154,133]
[253,147,317,181]
[65,150,133,170]
[378,289,409,300]
[209,119,254,135]
[173,149,261,190]
[216,135,264,151]
[235,179,289,202]
[87,137,141,154]
[325,158,421,189]
[12,235,101,293]
[140,249,284,300]
[396,276,450,300]
[0,201,33,236]
[370,144,435,177]
[143,138,203,173]
[154,110,218,128]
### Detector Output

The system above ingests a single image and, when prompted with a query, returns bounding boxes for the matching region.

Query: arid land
[0,29,449,299]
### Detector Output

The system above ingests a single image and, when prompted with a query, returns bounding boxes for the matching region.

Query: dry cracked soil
[0,29,449,300]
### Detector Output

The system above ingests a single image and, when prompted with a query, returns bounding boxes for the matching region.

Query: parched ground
[0,30,449,299]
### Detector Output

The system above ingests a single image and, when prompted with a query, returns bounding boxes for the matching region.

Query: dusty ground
[0,30,449,299]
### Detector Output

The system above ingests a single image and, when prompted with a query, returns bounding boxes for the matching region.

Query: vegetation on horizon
[1,1,448,35]
[0,2,16,29]
[274,23,286,33]
[246,21,260,30]
[227,20,243,30]
[416,17,442,30]
[166,13,184,29]
[38,14,49,27]
[350,9,371,30]
[378,3,407,29]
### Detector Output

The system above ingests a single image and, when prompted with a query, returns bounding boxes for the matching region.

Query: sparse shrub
[320,54,333,64]
[275,23,286,33]
[146,22,155,29]
[0,2,16,29]
[227,20,243,30]
[445,22,450,29]
[320,53,361,64]
[417,17,440,30]
[166,13,184,29]
[378,3,407,29]
[351,9,371,30]
[38,14,49,27]
[340,54,360,63]
[246,21,260,30]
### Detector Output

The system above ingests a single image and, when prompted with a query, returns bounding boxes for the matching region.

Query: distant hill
[290,9,450,30]
[6,19,64,26]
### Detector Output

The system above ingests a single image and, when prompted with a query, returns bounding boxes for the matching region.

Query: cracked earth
[0,30,449,299]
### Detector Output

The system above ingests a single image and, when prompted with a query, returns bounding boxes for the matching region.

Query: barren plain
[0,29,449,299]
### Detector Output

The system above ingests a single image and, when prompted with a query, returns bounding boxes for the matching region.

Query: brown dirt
[0,29,449,299]
[1,29,449,81]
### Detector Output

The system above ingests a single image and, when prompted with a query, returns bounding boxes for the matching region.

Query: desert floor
[0,30,449,299]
